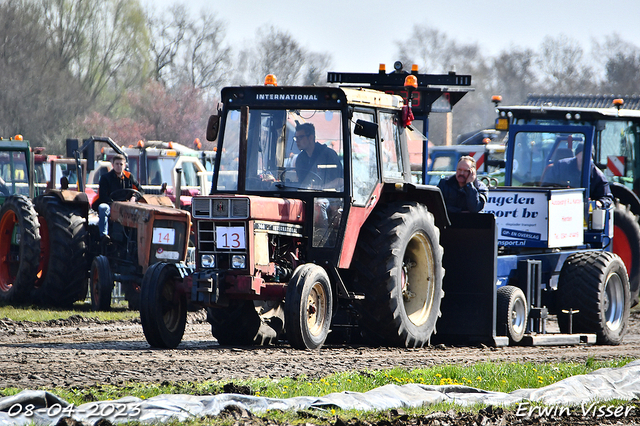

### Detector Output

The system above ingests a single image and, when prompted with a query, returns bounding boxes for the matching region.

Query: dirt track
[1,310,639,390]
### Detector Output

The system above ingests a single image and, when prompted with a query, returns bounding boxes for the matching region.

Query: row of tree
[1,0,639,152]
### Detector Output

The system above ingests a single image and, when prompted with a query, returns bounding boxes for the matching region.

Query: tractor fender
[41,189,90,218]
[380,182,450,229]
[611,182,640,217]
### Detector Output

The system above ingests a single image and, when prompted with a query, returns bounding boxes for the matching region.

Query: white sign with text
[485,189,584,248]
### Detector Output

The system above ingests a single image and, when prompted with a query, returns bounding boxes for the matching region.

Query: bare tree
[397,24,482,74]
[148,4,188,83]
[395,24,489,144]
[537,35,595,93]
[0,0,88,149]
[491,47,539,103]
[301,52,333,86]
[180,10,232,97]
[38,0,151,111]
[593,33,640,95]
[236,26,309,86]
[149,5,231,98]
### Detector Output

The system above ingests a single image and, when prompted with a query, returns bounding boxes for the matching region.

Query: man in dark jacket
[543,143,613,208]
[95,154,143,240]
[294,123,343,190]
[437,156,488,213]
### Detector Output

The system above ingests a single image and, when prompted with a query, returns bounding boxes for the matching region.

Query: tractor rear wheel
[285,264,333,349]
[207,300,284,346]
[33,195,89,308]
[140,262,187,348]
[497,285,528,343]
[90,255,113,311]
[558,251,630,345]
[351,202,444,347]
[0,195,40,304]
[612,202,640,306]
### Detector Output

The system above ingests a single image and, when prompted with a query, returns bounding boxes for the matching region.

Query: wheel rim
[402,231,435,326]
[604,272,625,331]
[511,296,527,336]
[0,210,18,292]
[161,277,181,333]
[613,225,633,279]
[306,281,327,337]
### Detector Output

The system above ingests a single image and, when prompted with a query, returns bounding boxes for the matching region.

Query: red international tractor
[139,65,473,349]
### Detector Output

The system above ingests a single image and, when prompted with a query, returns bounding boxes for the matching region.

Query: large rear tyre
[207,300,284,346]
[558,252,630,345]
[0,195,40,304]
[33,195,89,308]
[90,255,113,311]
[351,202,444,348]
[612,202,640,306]
[140,262,187,348]
[497,285,528,343]
[285,264,333,349]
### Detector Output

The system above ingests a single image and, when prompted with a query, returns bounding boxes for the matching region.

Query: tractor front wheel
[140,262,187,348]
[90,255,113,311]
[285,264,333,349]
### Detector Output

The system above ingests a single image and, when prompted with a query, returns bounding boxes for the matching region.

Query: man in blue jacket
[437,156,488,213]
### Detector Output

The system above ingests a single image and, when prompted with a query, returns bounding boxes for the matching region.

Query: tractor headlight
[231,254,246,269]
[201,254,215,268]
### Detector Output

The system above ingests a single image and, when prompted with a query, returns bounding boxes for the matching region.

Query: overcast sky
[146,0,640,74]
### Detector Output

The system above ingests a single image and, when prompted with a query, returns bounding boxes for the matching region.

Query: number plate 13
[216,226,246,249]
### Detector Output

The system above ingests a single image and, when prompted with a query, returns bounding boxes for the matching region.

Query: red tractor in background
[0,136,193,310]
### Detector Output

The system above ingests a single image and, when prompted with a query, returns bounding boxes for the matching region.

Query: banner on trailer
[485,189,584,248]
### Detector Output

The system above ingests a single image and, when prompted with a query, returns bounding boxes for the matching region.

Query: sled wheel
[558,252,630,345]
[140,262,186,348]
[0,195,40,304]
[612,202,640,306]
[497,285,528,343]
[90,255,113,311]
[285,264,332,349]
[33,195,89,307]
[207,300,284,346]
[351,202,444,347]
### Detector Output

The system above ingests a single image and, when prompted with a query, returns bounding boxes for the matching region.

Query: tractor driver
[543,143,613,208]
[294,123,343,190]
[437,156,488,214]
[93,154,143,244]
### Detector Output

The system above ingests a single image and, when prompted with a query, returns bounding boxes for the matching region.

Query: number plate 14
[216,226,246,249]
[152,228,175,245]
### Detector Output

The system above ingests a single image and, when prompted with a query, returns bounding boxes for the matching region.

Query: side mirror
[206,115,220,142]
[354,119,378,140]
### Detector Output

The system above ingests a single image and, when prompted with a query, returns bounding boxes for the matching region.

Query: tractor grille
[197,221,247,270]
[192,198,249,219]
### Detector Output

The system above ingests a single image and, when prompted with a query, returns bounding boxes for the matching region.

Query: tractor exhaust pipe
[175,168,182,209]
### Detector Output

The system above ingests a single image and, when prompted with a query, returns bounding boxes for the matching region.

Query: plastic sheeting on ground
[2,359,640,425]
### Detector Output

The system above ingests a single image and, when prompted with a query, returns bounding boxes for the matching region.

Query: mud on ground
[1,311,640,425]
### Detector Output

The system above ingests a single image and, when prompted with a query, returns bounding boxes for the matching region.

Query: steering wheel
[110,188,143,202]
[300,170,324,189]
